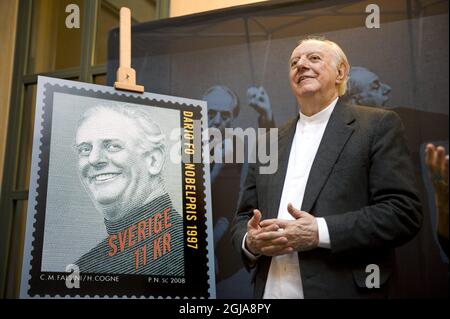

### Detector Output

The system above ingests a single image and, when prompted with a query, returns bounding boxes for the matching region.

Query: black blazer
[231,100,423,298]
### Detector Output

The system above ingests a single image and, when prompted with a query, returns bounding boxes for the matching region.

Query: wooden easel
[114,7,144,93]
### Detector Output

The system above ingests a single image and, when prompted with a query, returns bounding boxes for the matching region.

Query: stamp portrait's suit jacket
[231,100,423,298]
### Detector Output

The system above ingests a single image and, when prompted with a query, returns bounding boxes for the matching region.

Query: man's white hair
[297,36,350,96]
[78,104,166,156]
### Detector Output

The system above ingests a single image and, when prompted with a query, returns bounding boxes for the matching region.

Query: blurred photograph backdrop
[107,0,448,298]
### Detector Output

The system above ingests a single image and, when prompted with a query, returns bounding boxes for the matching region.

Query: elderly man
[74,104,184,275]
[231,36,423,298]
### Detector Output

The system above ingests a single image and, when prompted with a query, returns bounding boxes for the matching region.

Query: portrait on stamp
[20,76,215,298]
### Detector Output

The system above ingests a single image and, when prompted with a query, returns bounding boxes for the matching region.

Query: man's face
[352,69,391,107]
[208,106,233,135]
[75,110,149,218]
[289,40,341,100]
[204,89,236,136]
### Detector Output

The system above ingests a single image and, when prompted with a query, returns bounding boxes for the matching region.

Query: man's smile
[297,75,316,84]
[89,172,122,183]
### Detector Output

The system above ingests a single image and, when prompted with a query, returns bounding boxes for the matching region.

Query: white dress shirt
[242,97,337,299]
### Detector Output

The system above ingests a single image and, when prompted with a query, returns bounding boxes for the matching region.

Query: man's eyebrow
[73,138,125,149]
[102,139,123,144]
[290,51,323,61]
[74,141,91,148]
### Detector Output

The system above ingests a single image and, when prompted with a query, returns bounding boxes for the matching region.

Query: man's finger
[444,155,449,183]
[261,223,279,233]
[260,219,290,228]
[248,209,262,229]
[425,144,436,172]
[287,203,303,219]
[256,230,286,241]
[259,218,280,227]
[261,245,293,256]
[268,236,289,246]
[436,146,446,175]
[255,236,288,247]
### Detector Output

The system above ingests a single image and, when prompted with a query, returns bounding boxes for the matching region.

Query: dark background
[107,0,449,298]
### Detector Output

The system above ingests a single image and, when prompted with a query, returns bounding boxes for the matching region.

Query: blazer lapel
[301,101,355,213]
[266,115,298,219]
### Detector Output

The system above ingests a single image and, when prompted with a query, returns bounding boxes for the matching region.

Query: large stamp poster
[20,76,215,298]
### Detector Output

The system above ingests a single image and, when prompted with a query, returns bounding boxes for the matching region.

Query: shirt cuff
[242,232,261,260]
[316,217,331,249]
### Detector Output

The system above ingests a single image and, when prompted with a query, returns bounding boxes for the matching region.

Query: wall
[0,0,19,192]
[170,0,267,17]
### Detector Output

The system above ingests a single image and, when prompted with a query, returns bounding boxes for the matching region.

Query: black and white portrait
[41,93,183,275]
[21,77,215,298]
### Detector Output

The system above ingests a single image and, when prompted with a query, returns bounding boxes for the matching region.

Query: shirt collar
[299,97,338,125]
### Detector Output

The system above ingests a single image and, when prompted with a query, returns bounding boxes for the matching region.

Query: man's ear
[336,63,347,84]
[144,147,165,175]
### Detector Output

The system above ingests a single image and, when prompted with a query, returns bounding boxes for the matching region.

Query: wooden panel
[170,0,267,17]
[0,0,19,186]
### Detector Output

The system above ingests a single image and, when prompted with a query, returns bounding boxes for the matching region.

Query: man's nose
[88,146,107,167]
[296,56,309,70]
[382,83,391,95]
